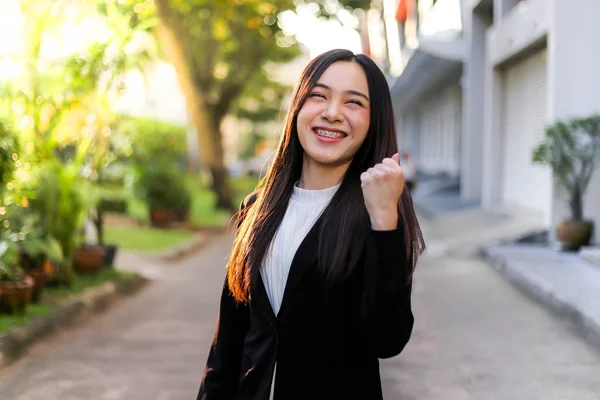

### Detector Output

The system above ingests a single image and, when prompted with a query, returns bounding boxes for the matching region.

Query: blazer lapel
[253,274,277,325]
[278,217,321,316]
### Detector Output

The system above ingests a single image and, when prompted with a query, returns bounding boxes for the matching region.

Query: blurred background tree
[152,0,299,211]
[106,0,371,211]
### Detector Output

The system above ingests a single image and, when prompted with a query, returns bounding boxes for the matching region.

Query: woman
[197,49,425,400]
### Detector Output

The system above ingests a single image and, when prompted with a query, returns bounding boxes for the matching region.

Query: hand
[360,153,405,230]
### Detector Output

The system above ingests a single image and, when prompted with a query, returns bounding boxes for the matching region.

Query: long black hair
[228,49,425,302]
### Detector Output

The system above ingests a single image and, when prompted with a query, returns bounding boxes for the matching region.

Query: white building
[371,0,600,244]
[475,0,600,243]
[375,0,466,186]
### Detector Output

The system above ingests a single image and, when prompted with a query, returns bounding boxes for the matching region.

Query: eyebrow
[313,83,370,102]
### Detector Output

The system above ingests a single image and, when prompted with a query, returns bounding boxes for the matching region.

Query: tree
[150,0,297,211]
[151,0,370,211]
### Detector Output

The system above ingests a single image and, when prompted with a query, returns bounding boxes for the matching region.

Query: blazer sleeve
[362,224,414,359]
[197,194,257,399]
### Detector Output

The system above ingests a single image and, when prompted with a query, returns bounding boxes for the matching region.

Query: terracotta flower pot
[149,208,175,228]
[556,220,594,251]
[0,276,34,315]
[73,245,106,274]
[25,267,47,303]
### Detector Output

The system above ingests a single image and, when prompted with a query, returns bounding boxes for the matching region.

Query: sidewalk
[415,197,600,350]
[483,244,600,348]
[410,174,479,219]
[0,233,231,399]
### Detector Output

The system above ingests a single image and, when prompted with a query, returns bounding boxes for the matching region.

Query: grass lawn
[104,225,193,252]
[0,268,136,334]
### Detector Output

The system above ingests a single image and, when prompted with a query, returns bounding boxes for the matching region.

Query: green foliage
[104,225,193,252]
[0,203,65,267]
[0,240,24,283]
[135,165,191,211]
[2,0,156,164]
[532,115,600,220]
[0,119,20,191]
[27,161,88,260]
[115,115,188,167]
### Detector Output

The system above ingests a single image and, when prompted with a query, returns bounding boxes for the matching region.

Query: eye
[347,99,364,107]
[308,92,326,99]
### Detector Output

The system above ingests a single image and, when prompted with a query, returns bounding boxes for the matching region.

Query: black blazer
[197,192,414,400]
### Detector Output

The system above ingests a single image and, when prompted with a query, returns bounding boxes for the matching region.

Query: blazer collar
[253,216,322,324]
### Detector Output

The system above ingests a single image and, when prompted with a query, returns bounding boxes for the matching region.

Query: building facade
[368,0,600,244]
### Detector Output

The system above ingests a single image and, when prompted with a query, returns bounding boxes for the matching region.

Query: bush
[135,165,191,212]
[115,115,188,168]
[99,197,128,214]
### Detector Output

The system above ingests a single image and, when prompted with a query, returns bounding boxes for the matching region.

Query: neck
[297,156,349,190]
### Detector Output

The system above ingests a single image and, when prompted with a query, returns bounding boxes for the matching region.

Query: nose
[320,100,344,123]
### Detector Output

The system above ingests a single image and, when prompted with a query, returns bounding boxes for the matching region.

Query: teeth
[315,129,345,139]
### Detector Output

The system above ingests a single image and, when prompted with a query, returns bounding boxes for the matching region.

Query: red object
[395,0,410,23]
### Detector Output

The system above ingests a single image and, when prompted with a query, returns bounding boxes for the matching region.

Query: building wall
[479,0,600,242]
[548,0,600,243]
[461,3,491,201]
[418,83,463,176]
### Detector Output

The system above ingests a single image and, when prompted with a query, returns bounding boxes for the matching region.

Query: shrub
[135,165,191,211]
[115,115,188,168]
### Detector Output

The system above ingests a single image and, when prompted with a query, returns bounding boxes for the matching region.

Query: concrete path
[0,235,230,400]
[1,223,599,399]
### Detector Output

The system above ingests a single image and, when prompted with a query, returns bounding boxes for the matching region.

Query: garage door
[501,49,551,218]
[418,83,462,176]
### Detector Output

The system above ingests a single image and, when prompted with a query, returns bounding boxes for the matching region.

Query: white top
[260,182,340,316]
[261,182,340,400]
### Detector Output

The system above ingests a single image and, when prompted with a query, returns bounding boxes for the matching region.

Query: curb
[154,232,208,262]
[480,246,600,349]
[0,273,149,368]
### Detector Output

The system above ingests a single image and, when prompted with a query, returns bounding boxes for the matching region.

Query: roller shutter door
[501,48,551,217]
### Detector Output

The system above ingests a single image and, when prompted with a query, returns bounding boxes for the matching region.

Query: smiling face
[296,60,371,170]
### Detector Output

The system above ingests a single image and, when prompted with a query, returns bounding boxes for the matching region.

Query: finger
[374,164,390,173]
[391,153,400,163]
[360,172,372,184]
[367,167,385,179]
[382,158,402,171]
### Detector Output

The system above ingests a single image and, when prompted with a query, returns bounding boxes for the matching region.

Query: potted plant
[0,240,34,315]
[15,217,64,302]
[73,188,107,275]
[533,115,600,250]
[28,161,87,283]
[136,165,191,228]
[172,178,192,224]
[85,126,126,268]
